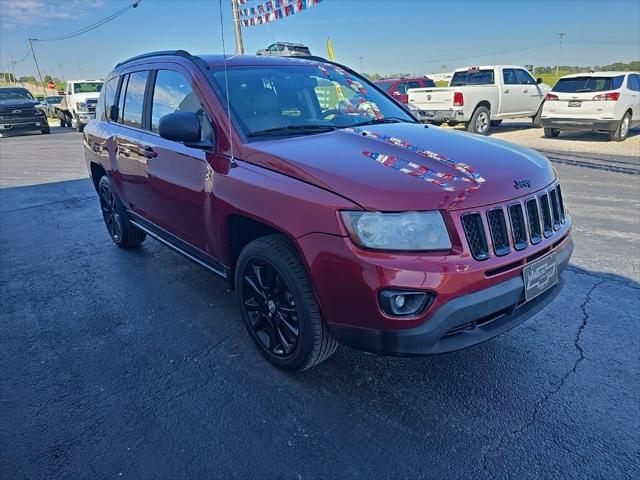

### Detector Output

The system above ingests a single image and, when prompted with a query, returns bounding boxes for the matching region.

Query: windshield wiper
[348,117,417,128]
[248,125,336,138]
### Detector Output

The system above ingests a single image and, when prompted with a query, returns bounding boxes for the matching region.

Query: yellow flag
[327,37,335,61]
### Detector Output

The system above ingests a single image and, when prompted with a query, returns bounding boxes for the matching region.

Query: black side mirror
[536,77,543,84]
[158,112,212,149]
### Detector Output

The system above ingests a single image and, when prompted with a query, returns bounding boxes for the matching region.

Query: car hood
[0,99,40,108]
[243,123,556,211]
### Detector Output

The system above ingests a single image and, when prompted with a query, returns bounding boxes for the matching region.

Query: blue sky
[1,0,638,80]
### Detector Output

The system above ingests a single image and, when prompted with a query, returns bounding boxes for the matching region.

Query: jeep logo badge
[514,179,532,189]
[11,109,21,114]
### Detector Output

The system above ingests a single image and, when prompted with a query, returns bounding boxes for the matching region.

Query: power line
[31,1,141,43]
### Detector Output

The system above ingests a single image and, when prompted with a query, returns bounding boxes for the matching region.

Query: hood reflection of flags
[326,37,345,101]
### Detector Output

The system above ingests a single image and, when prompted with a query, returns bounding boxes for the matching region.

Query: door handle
[504,89,510,94]
[523,89,529,94]
[140,146,157,159]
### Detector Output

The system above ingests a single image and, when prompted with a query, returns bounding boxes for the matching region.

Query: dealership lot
[1,130,639,478]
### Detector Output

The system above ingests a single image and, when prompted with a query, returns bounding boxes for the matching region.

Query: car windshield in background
[450,69,495,86]
[553,75,624,93]
[375,81,394,91]
[0,88,34,101]
[292,46,310,54]
[424,79,436,87]
[73,82,103,93]
[45,96,63,103]
[210,64,415,138]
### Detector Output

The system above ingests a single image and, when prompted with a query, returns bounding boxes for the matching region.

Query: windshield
[553,76,624,93]
[209,63,414,138]
[73,82,103,94]
[450,69,495,86]
[375,81,394,92]
[45,96,63,103]
[0,88,34,101]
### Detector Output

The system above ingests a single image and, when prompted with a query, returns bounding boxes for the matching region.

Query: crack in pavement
[1,196,94,214]
[478,278,606,476]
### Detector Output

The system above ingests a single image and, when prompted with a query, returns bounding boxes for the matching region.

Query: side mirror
[158,112,212,149]
[536,77,543,84]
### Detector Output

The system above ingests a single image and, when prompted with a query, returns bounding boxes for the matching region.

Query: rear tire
[56,110,67,127]
[97,176,146,249]
[609,111,631,142]
[236,235,338,371]
[544,128,560,138]
[467,106,491,135]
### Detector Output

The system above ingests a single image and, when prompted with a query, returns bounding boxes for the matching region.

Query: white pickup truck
[408,65,550,134]
[55,79,103,132]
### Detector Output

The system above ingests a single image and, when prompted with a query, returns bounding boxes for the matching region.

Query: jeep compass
[84,51,573,370]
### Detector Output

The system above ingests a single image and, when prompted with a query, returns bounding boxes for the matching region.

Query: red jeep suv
[84,51,573,371]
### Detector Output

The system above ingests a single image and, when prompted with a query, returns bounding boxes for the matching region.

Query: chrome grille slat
[539,193,553,238]
[525,198,542,245]
[549,188,561,230]
[508,204,528,251]
[461,213,489,261]
[487,208,510,256]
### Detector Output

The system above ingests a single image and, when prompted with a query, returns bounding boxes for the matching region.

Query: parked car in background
[541,71,640,141]
[84,51,572,371]
[0,87,50,136]
[256,42,311,57]
[374,77,436,104]
[54,79,103,132]
[42,95,63,118]
[408,65,550,134]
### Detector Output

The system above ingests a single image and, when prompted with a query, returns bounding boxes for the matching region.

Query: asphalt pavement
[1,128,639,479]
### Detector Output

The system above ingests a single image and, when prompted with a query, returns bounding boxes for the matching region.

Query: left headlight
[76,102,88,112]
[340,211,452,251]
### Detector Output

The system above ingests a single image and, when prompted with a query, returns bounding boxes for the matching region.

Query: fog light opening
[379,290,434,317]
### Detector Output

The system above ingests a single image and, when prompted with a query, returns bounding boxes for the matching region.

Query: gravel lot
[1,127,639,479]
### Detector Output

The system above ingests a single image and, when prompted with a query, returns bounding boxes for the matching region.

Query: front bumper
[541,117,618,132]
[329,237,572,355]
[0,115,47,132]
[76,113,95,125]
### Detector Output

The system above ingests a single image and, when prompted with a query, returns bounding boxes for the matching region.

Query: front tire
[467,106,491,135]
[98,176,146,248]
[532,103,543,128]
[236,235,338,371]
[41,127,50,134]
[609,112,631,142]
[544,127,560,138]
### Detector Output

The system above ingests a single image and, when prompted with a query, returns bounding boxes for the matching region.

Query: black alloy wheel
[99,181,122,243]
[241,258,300,357]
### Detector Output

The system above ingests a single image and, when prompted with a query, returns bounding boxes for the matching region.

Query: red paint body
[84,54,572,350]
[374,77,436,104]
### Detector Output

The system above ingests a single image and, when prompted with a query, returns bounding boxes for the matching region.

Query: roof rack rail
[115,50,195,68]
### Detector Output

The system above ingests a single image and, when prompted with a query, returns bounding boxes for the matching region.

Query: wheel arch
[89,162,107,192]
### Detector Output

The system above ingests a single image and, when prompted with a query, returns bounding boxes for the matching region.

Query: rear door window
[121,71,149,129]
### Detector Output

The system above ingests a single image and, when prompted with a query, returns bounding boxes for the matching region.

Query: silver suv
[256,42,311,57]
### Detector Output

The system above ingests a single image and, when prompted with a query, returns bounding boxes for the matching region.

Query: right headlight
[340,211,452,251]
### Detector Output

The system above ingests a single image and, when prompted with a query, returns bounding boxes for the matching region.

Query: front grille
[539,193,553,237]
[461,213,489,260]
[508,204,528,250]
[0,107,38,120]
[487,208,510,256]
[549,188,561,230]
[460,183,567,261]
[86,99,98,114]
[526,199,542,244]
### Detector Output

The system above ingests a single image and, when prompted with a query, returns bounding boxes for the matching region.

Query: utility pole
[28,39,48,95]
[10,55,17,84]
[231,0,244,55]
[357,56,364,73]
[555,32,566,77]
